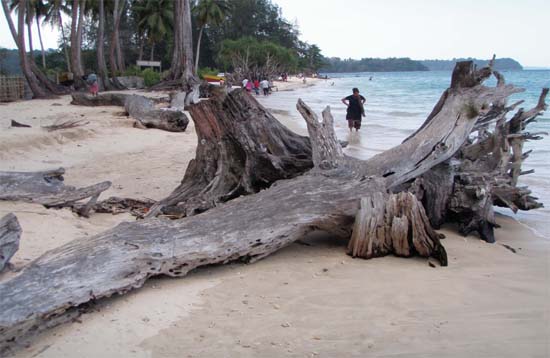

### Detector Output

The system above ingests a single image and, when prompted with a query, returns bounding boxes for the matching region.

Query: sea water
[260,71,550,239]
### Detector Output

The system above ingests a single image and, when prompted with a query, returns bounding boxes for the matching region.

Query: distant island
[321,57,523,73]
[421,58,523,71]
[322,57,428,73]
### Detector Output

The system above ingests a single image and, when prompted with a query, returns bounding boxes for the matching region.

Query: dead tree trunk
[0,214,21,273]
[0,62,545,354]
[147,90,313,218]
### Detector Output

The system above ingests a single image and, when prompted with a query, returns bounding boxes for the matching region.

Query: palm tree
[69,0,86,82]
[33,0,48,68]
[2,0,47,97]
[133,0,173,61]
[192,0,228,73]
[43,0,71,72]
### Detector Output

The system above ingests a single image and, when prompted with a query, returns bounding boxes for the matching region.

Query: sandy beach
[0,80,549,357]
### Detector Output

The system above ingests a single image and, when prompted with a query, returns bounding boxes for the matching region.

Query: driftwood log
[0,62,545,354]
[0,214,21,273]
[71,93,188,132]
[124,95,189,132]
[70,92,130,107]
[0,168,111,218]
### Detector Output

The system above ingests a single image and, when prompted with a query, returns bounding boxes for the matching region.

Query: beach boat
[202,74,225,84]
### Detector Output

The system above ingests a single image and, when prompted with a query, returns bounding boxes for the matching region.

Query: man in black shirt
[341,88,366,131]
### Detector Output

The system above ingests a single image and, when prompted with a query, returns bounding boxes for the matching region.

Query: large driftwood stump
[0,62,545,354]
[125,95,189,132]
[0,168,111,217]
[147,90,313,218]
[347,192,447,264]
[0,214,21,273]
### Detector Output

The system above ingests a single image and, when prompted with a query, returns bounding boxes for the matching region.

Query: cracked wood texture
[0,214,21,273]
[347,192,447,265]
[0,61,542,353]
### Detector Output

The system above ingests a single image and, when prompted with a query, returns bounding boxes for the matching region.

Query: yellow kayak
[203,74,224,83]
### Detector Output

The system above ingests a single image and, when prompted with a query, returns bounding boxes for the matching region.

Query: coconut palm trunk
[194,25,204,74]
[35,15,46,68]
[96,0,111,90]
[1,0,47,98]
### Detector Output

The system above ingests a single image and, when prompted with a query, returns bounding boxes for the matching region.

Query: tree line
[321,56,524,73]
[1,0,325,99]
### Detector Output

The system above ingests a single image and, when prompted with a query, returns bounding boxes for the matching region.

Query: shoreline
[0,89,548,357]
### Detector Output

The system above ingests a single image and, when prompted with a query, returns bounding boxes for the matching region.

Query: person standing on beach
[260,79,270,96]
[253,79,260,95]
[87,73,99,97]
[341,88,366,131]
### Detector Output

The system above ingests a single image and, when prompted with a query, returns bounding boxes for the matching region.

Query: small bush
[142,68,161,87]
[123,65,142,76]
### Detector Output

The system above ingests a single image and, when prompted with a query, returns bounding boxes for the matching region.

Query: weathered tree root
[412,86,548,242]
[0,214,21,273]
[147,89,313,218]
[348,192,447,265]
[0,168,111,218]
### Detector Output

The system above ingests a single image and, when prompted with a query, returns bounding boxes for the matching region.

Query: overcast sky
[1,0,548,67]
[272,0,549,67]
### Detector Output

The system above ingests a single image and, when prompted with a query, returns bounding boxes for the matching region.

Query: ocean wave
[384,110,423,117]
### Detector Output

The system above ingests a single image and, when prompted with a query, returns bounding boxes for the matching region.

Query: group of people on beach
[242,78,272,96]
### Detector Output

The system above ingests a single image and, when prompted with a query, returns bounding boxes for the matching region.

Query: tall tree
[43,0,70,72]
[167,0,198,104]
[108,0,125,88]
[69,0,86,84]
[96,0,111,90]
[133,0,173,61]
[1,0,47,97]
[192,0,228,73]
[33,0,47,68]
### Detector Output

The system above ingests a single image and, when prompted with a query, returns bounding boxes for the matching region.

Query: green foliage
[142,68,161,87]
[193,0,229,28]
[123,65,143,76]
[218,37,298,72]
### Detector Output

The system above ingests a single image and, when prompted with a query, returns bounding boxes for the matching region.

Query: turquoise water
[261,70,550,239]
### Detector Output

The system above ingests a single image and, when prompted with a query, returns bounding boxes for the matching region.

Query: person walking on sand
[87,73,99,97]
[341,88,366,132]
